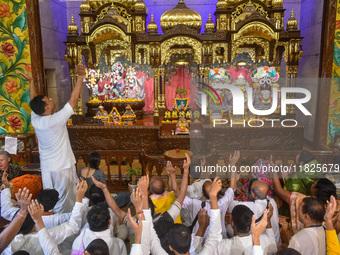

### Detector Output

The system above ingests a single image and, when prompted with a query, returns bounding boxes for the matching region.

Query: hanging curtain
[136,71,154,112]
[165,66,192,110]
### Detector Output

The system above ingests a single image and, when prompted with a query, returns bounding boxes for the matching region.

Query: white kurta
[72,228,127,255]
[183,187,234,238]
[3,202,85,255]
[228,197,281,243]
[31,103,77,213]
[142,208,265,255]
[1,188,71,228]
[288,226,326,255]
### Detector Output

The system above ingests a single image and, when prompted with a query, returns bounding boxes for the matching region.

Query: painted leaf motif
[328,118,340,141]
[20,89,30,106]
[334,42,340,67]
[12,8,27,32]
[0,127,8,134]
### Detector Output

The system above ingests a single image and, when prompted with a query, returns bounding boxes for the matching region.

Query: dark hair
[301,197,325,223]
[202,181,210,199]
[315,178,337,204]
[89,152,101,169]
[30,95,46,116]
[37,189,59,212]
[149,197,155,216]
[85,239,110,255]
[12,251,30,255]
[150,178,165,195]
[298,150,315,165]
[87,202,110,232]
[278,248,301,255]
[251,186,267,200]
[167,224,191,254]
[88,185,105,205]
[231,205,254,234]
[14,211,35,235]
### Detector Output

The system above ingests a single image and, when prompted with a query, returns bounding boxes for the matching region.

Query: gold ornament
[160,0,202,32]
[286,9,298,31]
[272,0,283,7]
[80,0,91,12]
[205,13,215,33]
[134,0,146,11]
[147,14,158,34]
[68,16,78,35]
[216,0,227,9]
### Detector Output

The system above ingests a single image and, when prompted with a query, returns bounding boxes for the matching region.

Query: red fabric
[137,72,154,112]
[165,67,193,110]
[11,174,42,199]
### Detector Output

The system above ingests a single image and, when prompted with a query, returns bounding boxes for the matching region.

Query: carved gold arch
[161,37,202,65]
[95,4,132,32]
[95,39,132,64]
[233,22,278,41]
[87,25,130,44]
[231,37,270,62]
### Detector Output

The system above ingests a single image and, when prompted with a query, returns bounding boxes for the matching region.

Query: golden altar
[64,0,303,120]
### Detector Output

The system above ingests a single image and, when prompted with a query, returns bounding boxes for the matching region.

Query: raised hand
[75,64,86,77]
[2,172,10,188]
[28,199,44,222]
[251,209,268,245]
[229,151,240,166]
[19,72,33,82]
[325,195,337,231]
[166,161,176,176]
[76,179,88,202]
[91,176,106,190]
[130,188,143,212]
[15,187,32,214]
[209,177,222,199]
[127,208,143,244]
[183,153,191,172]
[137,175,149,195]
[198,208,210,230]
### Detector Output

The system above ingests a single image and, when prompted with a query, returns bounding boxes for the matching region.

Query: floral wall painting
[0,0,32,134]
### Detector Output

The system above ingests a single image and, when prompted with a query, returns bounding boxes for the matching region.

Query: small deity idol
[95,106,109,120]
[176,117,189,133]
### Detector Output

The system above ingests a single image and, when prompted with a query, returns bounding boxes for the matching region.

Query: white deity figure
[251,66,280,111]
[232,73,251,106]
[111,62,125,99]
[124,66,145,100]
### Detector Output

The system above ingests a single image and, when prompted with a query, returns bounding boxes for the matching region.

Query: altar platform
[67,115,304,155]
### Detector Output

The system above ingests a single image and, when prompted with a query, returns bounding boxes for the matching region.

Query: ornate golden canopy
[65,0,302,118]
[160,0,202,32]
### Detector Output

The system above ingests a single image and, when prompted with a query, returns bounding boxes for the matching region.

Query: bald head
[251,180,269,200]
[150,176,165,195]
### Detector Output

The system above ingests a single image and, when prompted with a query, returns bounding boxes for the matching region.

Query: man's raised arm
[68,64,86,109]
[20,73,37,100]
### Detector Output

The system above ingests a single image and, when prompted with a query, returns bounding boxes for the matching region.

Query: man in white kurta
[288,197,326,255]
[228,181,281,243]
[31,103,77,213]
[24,64,85,213]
